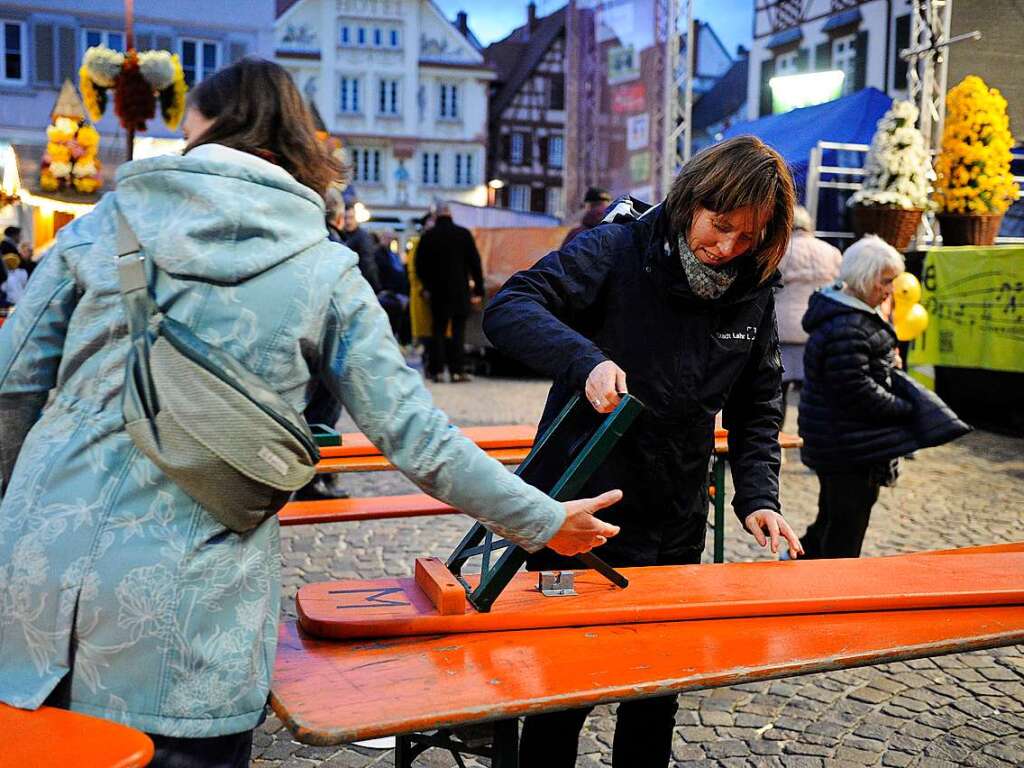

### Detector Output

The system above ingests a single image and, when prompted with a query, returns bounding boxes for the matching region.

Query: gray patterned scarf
[675,234,738,300]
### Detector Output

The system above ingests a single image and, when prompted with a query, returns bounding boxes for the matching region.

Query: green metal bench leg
[713,457,726,564]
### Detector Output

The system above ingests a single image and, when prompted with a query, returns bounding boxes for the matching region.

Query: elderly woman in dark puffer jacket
[797,235,912,559]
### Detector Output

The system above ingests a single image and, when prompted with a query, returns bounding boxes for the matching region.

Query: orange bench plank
[0,703,154,768]
[315,446,531,474]
[279,494,459,526]
[272,604,1024,745]
[319,425,536,459]
[296,548,1024,639]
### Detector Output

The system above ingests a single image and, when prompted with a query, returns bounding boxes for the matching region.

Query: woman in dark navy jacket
[483,136,804,768]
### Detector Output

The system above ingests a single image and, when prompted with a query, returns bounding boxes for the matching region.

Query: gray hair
[792,205,813,232]
[840,235,905,299]
[324,186,345,220]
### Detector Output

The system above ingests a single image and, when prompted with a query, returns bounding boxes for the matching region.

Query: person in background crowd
[560,186,612,248]
[17,241,35,276]
[0,58,622,768]
[372,232,411,344]
[328,200,381,293]
[797,235,911,559]
[775,205,842,420]
[1,254,27,306]
[407,213,442,374]
[0,226,15,291]
[484,136,803,768]
[415,202,484,383]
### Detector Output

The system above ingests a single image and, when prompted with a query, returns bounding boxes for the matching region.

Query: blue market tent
[723,87,893,203]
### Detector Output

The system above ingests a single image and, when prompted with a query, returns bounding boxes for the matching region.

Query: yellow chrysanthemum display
[933,75,1019,215]
[160,54,188,130]
[39,109,103,195]
[79,64,105,123]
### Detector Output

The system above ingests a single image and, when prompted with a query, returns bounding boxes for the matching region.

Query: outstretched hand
[547,489,623,556]
[744,509,804,559]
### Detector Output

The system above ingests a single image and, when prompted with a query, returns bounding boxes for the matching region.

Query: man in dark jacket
[415,203,484,382]
[560,186,611,248]
[329,204,381,293]
[484,136,802,768]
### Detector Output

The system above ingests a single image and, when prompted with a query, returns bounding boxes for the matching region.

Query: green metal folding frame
[446,393,645,612]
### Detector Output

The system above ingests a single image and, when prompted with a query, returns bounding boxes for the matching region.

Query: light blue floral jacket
[0,146,564,737]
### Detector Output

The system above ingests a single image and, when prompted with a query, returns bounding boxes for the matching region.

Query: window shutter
[894,15,910,90]
[539,136,548,165]
[32,23,54,85]
[549,74,565,109]
[531,187,545,213]
[136,33,154,51]
[814,42,831,72]
[57,26,77,84]
[795,48,809,73]
[228,42,247,64]
[502,133,511,162]
[759,58,775,117]
[156,35,173,53]
[522,135,533,164]
[853,30,868,91]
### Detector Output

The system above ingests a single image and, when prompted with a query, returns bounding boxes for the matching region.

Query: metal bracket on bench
[445,393,644,613]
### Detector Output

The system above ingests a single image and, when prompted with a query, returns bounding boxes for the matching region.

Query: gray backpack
[115,210,319,532]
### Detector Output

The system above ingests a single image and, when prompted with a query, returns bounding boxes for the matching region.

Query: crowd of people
[0,56,969,768]
[0,225,34,310]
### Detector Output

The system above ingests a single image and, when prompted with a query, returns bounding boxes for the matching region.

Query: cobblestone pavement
[254,376,1024,768]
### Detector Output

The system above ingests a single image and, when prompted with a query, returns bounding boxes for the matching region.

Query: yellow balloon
[892,272,921,307]
[894,303,929,341]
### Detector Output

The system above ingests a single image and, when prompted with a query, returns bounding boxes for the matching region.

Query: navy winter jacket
[484,200,784,566]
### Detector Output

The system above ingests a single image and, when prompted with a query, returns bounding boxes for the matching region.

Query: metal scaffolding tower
[901,0,979,152]
[653,0,693,199]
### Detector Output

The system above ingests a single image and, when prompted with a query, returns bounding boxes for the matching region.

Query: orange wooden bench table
[0,702,154,768]
[272,603,1024,747]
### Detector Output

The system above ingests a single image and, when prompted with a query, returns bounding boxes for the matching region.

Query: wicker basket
[849,205,924,251]
[936,212,1003,246]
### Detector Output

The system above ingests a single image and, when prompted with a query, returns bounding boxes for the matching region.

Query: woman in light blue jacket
[0,59,620,766]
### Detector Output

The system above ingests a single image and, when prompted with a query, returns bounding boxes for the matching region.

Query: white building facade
[275,0,493,230]
[746,0,917,120]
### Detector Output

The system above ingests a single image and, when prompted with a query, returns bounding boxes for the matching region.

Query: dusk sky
[433,0,754,56]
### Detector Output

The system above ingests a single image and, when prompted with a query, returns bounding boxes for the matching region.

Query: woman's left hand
[744,509,804,558]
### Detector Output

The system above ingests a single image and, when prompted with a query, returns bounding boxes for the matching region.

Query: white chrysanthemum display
[850,101,933,210]
[83,46,125,88]
[49,161,72,179]
[138,50,176,91]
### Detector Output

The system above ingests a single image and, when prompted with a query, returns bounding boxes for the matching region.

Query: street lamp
[487,179,505,189]
[353,201,371,223]
[487,178,505,207]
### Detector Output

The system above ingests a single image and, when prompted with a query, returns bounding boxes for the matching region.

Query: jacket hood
[112,144,328,284]
[602,194,778,305]
[802,285,884,333]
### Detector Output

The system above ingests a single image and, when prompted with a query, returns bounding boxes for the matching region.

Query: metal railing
[804,142,1024,245]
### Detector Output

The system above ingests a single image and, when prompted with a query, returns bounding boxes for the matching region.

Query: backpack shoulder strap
[115,209,159,340]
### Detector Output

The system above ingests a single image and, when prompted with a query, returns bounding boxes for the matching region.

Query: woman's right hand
[586,360,628,413]
[547,489,623,555]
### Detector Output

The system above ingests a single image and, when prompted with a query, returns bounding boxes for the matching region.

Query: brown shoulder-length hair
[665,135,794,284]
[184,58,341,197]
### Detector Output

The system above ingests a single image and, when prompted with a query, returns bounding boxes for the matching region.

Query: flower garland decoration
[850,100,933,210]
[933,75,1019,215]
[80,46,188,132]
[40,116,103,194]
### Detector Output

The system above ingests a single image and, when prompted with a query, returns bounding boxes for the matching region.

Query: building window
[1,20,25,84]
[357,27,366,46]
[454,153,474,186]
[547,136,564,168]
[775,49,799,76]
[510,133,524,164]
[389,29,400,48]
[340,26,350,45]
[373,28,382,47]
[439,83,459,119]
[832,33,857,94]
[180,39,219,86]
[350,148,381,184]
[546,187,563,217]
[378,78,399,115]
[421,152,441,186]
[549,74,565,110]
[84,29,124,51]
[339,76,361,113]
[509,184,530,212]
